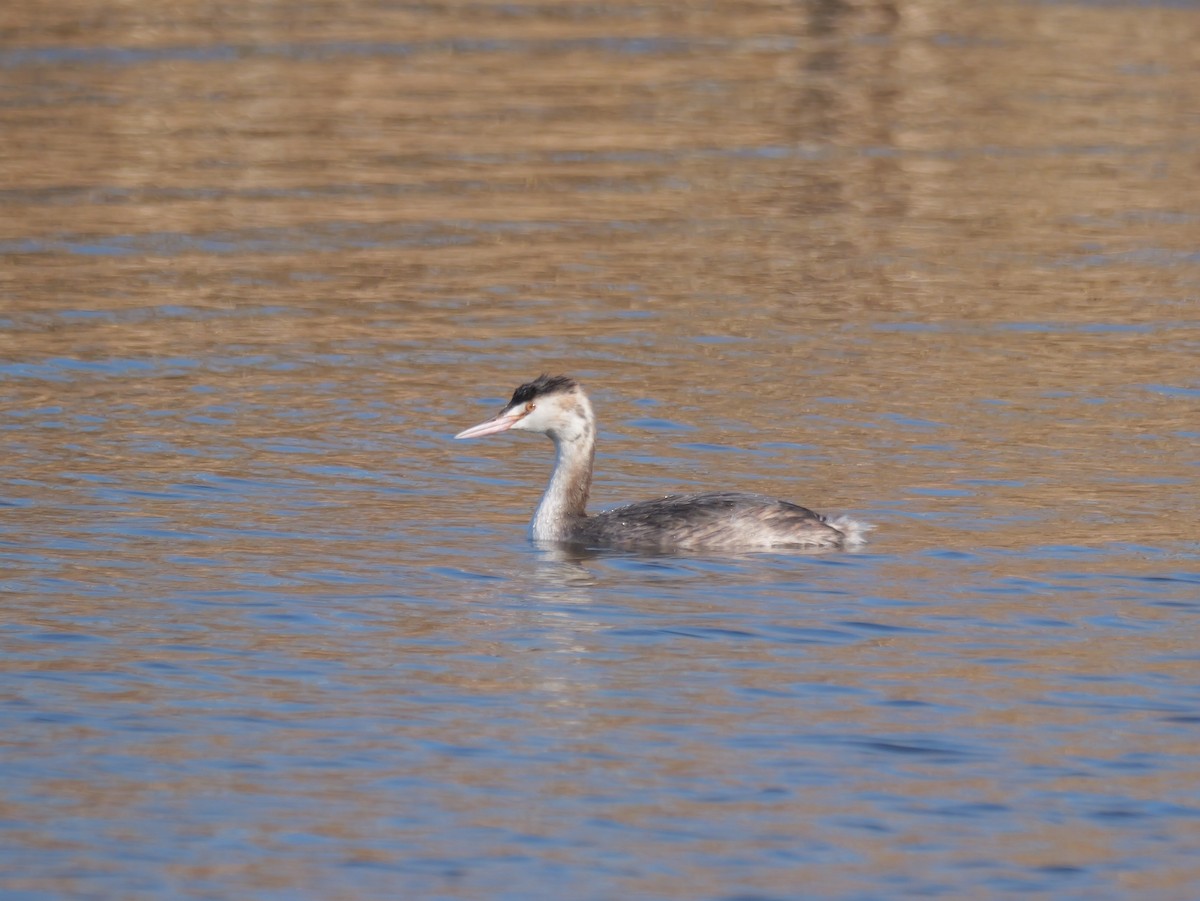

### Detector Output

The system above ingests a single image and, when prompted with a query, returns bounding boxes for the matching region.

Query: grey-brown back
[567,491,845,551]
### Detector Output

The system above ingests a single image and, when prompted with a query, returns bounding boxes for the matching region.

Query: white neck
[530,422,595,542]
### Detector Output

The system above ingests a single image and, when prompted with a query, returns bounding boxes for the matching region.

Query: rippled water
[3,0,1199,898]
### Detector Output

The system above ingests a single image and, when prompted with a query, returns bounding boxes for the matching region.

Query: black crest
[509,374,578,406]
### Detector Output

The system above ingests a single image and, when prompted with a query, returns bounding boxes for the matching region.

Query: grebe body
[454,375,868,552]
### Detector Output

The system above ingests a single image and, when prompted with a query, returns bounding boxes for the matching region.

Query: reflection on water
[2,0,1199,898]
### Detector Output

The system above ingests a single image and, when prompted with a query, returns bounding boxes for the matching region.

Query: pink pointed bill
[454,410,523,440]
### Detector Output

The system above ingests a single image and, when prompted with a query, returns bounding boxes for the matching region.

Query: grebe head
[454,374,593,444]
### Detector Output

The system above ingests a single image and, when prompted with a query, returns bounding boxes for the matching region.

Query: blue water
[4,331,1197,899]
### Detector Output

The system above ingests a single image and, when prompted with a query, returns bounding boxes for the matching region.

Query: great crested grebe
[454,375,869,552]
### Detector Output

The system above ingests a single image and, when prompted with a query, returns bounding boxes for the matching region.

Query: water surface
[2,0,1199,898]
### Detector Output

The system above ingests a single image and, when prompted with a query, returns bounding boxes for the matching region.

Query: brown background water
[2,1,1198,899]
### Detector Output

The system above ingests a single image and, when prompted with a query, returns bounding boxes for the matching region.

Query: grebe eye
[525,402,535,413]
